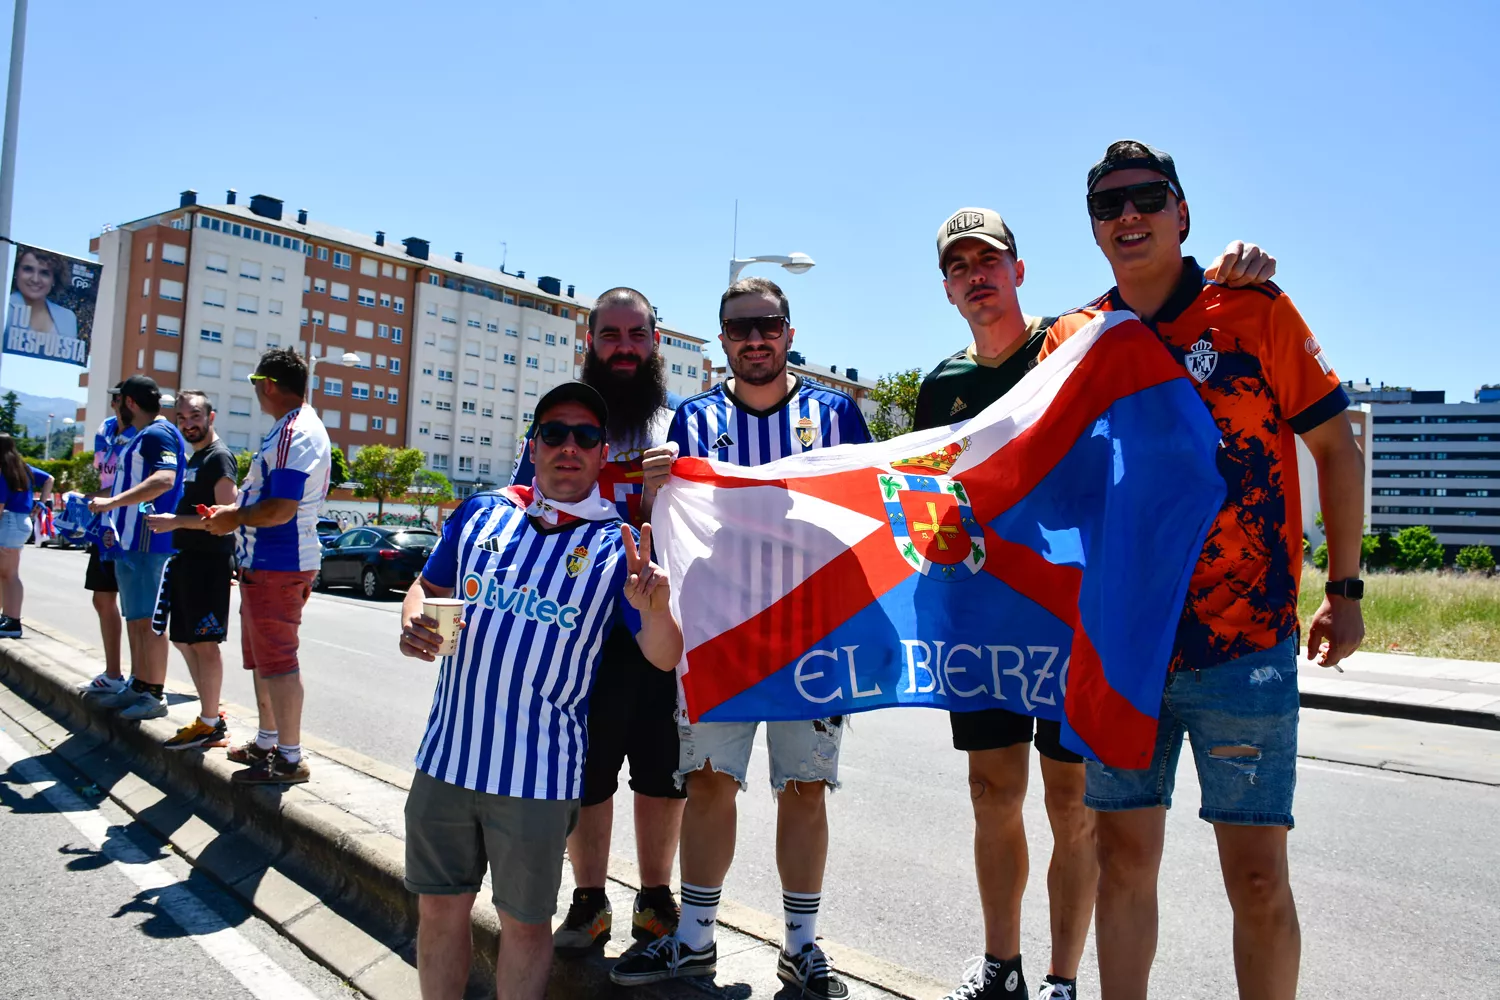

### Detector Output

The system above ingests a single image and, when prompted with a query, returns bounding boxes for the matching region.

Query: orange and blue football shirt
[1040,257,1349,670]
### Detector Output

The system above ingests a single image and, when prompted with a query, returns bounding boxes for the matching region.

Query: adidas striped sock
[783,890,821,954]
[255,729,278,751]
[678,883,721,951]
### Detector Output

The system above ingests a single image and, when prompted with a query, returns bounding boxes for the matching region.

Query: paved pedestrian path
[1300,649,1500,724]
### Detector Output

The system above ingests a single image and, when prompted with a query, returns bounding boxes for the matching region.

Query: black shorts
[950,707,1084,764]
[165,550,234,644]
[580,624,686,807]
[84,545,118,593]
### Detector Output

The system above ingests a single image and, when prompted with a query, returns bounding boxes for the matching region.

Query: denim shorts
[676,717,844,794]
[1084,638,1299,828]
[0,510,31,548]
[113,551,173,622]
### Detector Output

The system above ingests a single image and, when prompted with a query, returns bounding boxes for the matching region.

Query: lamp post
[308,345,361,379]
[43,412,51,460]
[727,252,815,288]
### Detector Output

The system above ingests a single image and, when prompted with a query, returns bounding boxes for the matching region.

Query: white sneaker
[78,673,129,697]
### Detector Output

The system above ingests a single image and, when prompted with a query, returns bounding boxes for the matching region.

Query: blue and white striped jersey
[108,417,185,555]
[93,416,138,492]
[415,487,642,800]
[237,404,332,572]
[668,377,871,467]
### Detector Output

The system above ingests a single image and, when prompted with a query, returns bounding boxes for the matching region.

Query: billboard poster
[3,243,100,367]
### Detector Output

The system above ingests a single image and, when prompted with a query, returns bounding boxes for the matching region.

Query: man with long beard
[512,286,685,955]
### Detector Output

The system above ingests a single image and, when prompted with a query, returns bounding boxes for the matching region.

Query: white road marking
[0,729,323,1000]
[1298,761,1405,782]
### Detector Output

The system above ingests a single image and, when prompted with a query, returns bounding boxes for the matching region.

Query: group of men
[395,137,1366,1000]
[76,349,334,785]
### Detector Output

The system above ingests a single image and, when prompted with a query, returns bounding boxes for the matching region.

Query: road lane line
[0,729,323,1000]
[1298,761,1405,782]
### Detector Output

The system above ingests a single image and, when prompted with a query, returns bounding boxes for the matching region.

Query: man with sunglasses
[512,288,687,956]
[399,381,683,1000]
[202,348,333,785]
[922,211,1277,1000]
[1039,140,1365,1000]
[611,277,869,997]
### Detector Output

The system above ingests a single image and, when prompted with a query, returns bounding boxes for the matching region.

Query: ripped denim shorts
[1084,637,1299,828]
[676,717,844,795]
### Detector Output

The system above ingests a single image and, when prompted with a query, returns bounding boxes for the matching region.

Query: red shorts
[239,569,317,678]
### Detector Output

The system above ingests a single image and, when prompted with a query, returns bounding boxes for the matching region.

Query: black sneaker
[553,888,611,954]
[1037,978,1077,999]
[632,885,679,944]
[230,748,310,785]
[0,616,21,639]
[777,942,850,998]
[609,933,716,986]
[943,955,1026,999]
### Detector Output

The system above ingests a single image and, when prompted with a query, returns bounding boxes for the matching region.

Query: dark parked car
[315,526,438,597]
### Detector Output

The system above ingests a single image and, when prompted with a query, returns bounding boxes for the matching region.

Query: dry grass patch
[1300,567,1500,662]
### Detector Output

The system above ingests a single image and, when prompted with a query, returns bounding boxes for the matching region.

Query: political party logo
[879,472,985,581]
[795,416,817,448]
[1184,337,1218,384]
[566,544,590,577]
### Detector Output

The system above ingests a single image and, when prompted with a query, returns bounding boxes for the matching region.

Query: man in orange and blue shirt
[1040,141,1366,1000]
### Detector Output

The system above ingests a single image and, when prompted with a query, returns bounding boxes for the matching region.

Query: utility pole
[0,0,29,390]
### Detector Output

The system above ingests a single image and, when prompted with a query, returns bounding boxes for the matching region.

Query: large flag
[653,311,1227,768]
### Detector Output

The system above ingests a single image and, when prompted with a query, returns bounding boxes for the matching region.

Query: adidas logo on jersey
[711,432,735,449]
[461,573,582,629]
[949,397,967,417]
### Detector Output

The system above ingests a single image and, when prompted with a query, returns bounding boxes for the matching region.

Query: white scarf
[525,479,617,526]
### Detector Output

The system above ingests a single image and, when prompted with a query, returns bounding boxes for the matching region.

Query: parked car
[316,517,342,543]
[315,525,438,597]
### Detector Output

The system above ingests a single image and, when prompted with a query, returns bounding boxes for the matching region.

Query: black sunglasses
[537,421,604,450]
[721,315,788,342]
[1086,180,1179,222]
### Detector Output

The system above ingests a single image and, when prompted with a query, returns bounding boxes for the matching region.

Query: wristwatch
[1325,578,1365,600]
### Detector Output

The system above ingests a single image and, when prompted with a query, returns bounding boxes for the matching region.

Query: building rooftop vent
[402,237,430,261]
[566,284,575,298]
[226,188,237,205]
[179,190,197,208]
[374,230,384,246]
[248,194,283,221]
[454,251,464,263]
[297,208,308,225]
[537,276,561,296]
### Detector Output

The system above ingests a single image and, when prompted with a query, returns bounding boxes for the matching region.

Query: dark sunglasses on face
[537,421,604,450]
[721,315,788,342]
[1086,180,1179,222]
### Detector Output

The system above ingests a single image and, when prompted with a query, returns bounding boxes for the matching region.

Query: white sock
[199,714,218,728]
[783,890,821,954]
[678,883,721,951]
[278,743,302,764]
[255,729,278,751]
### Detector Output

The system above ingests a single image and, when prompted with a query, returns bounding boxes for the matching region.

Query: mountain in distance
[0,386,87,440]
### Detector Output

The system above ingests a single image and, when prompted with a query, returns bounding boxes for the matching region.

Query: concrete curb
[1299,689,1500,731]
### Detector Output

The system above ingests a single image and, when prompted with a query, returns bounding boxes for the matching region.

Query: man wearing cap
[1039,140,1365,1000]
[86,375,186,722]
[921,209,1278,1000]
[513,288,686,955]
[76,386,138,698]
[398,381,683,1000]
[202,348,332,785]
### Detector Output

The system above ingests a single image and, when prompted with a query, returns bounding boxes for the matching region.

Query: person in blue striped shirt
[87,375,186,721]
[76,394,139,698]
[613,277,870,997]
[398,381,682,1000]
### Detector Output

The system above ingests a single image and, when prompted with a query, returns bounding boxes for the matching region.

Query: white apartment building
[1367,397,1500,550]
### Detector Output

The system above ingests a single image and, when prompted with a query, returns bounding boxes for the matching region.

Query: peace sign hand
[621,522,671,614]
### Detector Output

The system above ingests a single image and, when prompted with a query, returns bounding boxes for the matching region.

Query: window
[436,399,452,412]
[328,314,348,333]
[389,389,399,403]
[544,358,555,372]
[198,357,221,378]
[524,380,538,396]
[394,296,405,314]
[502,386,515,394]
[324,409,342,429]
[419,423,431,437]
[467,312,481,329]
[434,430,450,442]
[381,262,393,278]
[421,364,435,377]
[525,356,538,369]
[559,334,568,346]
[263,299,281,316]
[379,293,391,308]
[314,277,327,294]
[688,365,697,377]
[421,394,431,406]
[375,386,386,399]
[479,460,491,475]
[458,457,474,473]
[271,266,285,283]
[459,430,475,444]
[358,288,376,307]
[234,328,256,348]
[236,293,259,314]
[356,319,375,339]
[377,323,390,339]
[155,315,181,337]
[523,411,534,423]
[240,260,261,280]
[137,348,145,368]
[463,370,478,385]
[228,396,251,417]
[231,362,254,383]
[482,405,495,418]
[375,353,387,369]
[486,321,498,333]
[312,310,325,326]
[545,333,556,346]
[324,378,343,397]
[432,454,449,471]
[227,431,249,449]
[372,416,384,430]
[330,282,350,302]
[441,308,458,325]
[353,352,372,370]
[461,399,476,414]
[506,327,518,338]
[480,434,493,447]
[332,251,351,270]
[438,368,454,382]
[142,277,152,297]
[266,333,279,348]
[528,326,541,341]
[503,353,516,365]
[145,242,154,262]
[483,373,495,389]
[139,313,146,333]
[439,336,456,354]
[395,267,407,281]
[359,257,378,277]
[387,418,398,435]
[483,345,498,361]
[390,358,401,374]
[465,340,480,357]
[154,349,178,372]
[350,413,368,432]
[672,363,683,374]
[162,243,187,265]
[205,252,228,273]
[203,287,227,308]
[392,327,404,344]
[200,323,223,343]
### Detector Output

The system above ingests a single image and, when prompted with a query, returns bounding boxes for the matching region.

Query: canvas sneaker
[777,942,850,998]
[226,740,273,766]
[632,885,679,944]
[163,715,229,751]
[553,888,611,954]
[117,687,168,721]
[231,748,310,785]
[78,673,129,697]
[943,956,1026,999]
[1036,978,1076,999]
[609,933,716,986]
[0,616,22,638]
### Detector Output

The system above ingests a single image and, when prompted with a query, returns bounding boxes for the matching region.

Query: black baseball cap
[534,381,609,434]
[1087,139,1189,242]
[110,375,162,409]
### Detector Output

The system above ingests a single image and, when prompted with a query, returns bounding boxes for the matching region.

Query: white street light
[306,344,361,376]
[727,252,816,287]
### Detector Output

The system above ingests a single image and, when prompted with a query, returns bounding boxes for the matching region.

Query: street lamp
[308,345,361,376]
[727,251,815,287]
[42,414,73,460]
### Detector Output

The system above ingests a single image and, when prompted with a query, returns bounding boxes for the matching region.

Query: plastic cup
[422,598,465,657]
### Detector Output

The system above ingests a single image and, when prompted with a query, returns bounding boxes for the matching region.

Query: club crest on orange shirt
[1184,337,1218,384]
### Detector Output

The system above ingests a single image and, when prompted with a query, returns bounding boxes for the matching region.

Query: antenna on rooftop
[500,241,508,273]
[732,199,738,259]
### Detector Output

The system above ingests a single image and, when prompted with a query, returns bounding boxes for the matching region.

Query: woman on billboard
[7,248,79,340]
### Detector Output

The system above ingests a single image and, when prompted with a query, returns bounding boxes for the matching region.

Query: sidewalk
[1300,649,1500,730]
[0,617,943,1000]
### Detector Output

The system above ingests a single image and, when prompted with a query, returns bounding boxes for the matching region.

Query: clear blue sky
[2,0,1495,405]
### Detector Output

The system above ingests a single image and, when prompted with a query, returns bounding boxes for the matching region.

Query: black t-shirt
[174,438,238,554]
[912,315,1055,432]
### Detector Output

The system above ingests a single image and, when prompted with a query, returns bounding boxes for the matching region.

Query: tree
[349,445,424,525]
[1362,532,1397,570]
[0,392,17,437]
[1312,541,1329,570]
[1456,544,1495,572]
[234,450,254,485]
[329,446,353,488]
[408,469,453,526]
[867,368,923,442]
[1393,525,1444,571]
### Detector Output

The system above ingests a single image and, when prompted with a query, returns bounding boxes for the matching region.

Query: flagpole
[0,0,29,391]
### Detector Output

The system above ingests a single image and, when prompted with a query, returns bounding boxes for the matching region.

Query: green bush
[1312,542,1329,570]
[1456,545,1495,572]
[1363,532,1398,570]
[1394,525,1444,571]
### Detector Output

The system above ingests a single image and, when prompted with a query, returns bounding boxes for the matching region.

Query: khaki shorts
[403,768,579,924]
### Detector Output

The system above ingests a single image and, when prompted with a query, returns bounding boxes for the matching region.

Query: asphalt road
[16,545,1500,997]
